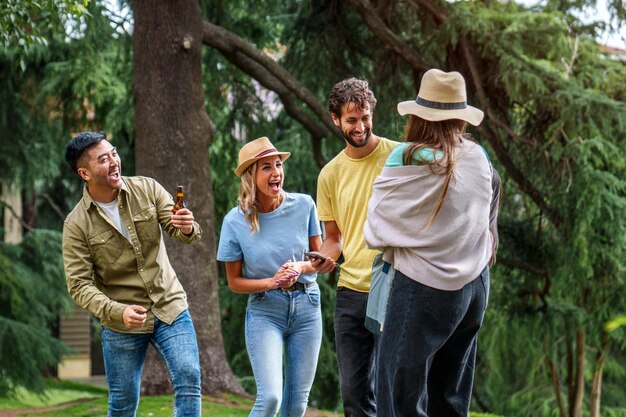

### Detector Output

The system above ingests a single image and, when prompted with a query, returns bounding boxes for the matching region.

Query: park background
[1,0,625,416]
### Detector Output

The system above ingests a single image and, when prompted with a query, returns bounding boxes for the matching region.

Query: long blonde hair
[402,115,468,228]
[238,163,261,233]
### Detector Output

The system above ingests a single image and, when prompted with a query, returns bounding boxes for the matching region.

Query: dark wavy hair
[328,77,377,118]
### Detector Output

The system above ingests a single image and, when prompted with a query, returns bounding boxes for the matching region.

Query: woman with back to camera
[364,69,501,417]
[217,137,335,417]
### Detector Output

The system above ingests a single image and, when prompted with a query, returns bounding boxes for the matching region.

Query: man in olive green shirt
[62,131,202,417]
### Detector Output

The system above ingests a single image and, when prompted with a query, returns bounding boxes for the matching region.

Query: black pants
[334,287,377,417]
[376,267,490,417]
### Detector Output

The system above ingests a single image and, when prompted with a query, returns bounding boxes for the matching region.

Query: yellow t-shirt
[317,137,398,292]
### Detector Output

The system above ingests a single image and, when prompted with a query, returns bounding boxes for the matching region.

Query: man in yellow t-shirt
[316,78,397,417]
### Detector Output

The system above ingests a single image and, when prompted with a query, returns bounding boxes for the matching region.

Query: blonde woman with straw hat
[364,69,501,417]
[217,137,335,417]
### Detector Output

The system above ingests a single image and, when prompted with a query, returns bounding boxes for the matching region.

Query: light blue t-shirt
[385,142,444,166]
[217,192,322,284]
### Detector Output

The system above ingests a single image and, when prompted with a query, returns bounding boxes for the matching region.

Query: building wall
[58,304,92,378]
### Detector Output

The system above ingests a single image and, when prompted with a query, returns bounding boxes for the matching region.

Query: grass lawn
[0,379,337,417]
[0,379,502,417]
[0,380,107,411]
[2,395,255,417]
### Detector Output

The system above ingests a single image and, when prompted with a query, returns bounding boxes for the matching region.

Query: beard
[342,128,371,148]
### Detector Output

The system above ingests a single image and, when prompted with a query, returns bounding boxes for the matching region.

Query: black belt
[282,282,308,292]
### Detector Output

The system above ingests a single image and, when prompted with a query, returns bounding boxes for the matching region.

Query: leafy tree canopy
[0,0,90,70]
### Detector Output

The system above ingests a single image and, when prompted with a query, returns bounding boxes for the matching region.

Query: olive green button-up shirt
[62,176,202,333]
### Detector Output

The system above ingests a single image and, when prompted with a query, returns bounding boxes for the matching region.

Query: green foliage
[0,0,90,70]
[36,0,134,174]
[0,230,73,397]
[0,46,67,186]
[0,0,134,230]
[606,315,626,332]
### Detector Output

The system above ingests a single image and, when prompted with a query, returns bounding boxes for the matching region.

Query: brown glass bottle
[171,185,186,214]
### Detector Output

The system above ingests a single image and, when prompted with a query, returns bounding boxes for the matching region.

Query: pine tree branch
[345,0,565,232]
[0,200,34,232]
[408,0,535,144]
[459,38,564,231]
[219,47,329,167]
[410,0,564,230]
[410,0,447,23]
[34,192,65,220]
[345,0,431,72]
[497,256,549,277]
[202,20,340,168]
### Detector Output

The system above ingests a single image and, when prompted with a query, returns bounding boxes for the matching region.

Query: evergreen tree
[0,0,132,396]
[0,230,72,396]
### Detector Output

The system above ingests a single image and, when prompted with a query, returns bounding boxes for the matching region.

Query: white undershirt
[96,198,131,241]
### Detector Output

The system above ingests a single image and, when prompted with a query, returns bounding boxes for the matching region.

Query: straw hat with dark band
[397,69,484,126]
[234,137,291,176]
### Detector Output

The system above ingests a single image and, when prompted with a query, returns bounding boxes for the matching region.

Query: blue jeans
[376,267,490,417]
[334,287,377,417]
[101,309,201,417]
[245,284,322,417]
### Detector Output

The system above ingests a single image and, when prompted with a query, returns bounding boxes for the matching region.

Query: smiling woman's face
[254,154,284,202]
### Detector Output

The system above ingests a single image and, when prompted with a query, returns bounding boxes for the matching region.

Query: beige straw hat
[397,69,484,126]
[234,137,291,177]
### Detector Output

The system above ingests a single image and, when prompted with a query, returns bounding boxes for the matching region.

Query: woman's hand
[273,260,300,289]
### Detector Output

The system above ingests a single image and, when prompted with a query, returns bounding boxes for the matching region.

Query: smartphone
[304,251,327,261]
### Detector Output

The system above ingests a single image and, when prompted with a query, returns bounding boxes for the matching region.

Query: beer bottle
[171,185,186,214]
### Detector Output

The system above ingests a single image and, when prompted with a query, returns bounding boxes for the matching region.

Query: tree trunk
[565,328,574,414]
[590,333,609,417]
[2,182,23,244]
[547,355,567,417]
[571,328,585,417]
[131,0,244,395]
